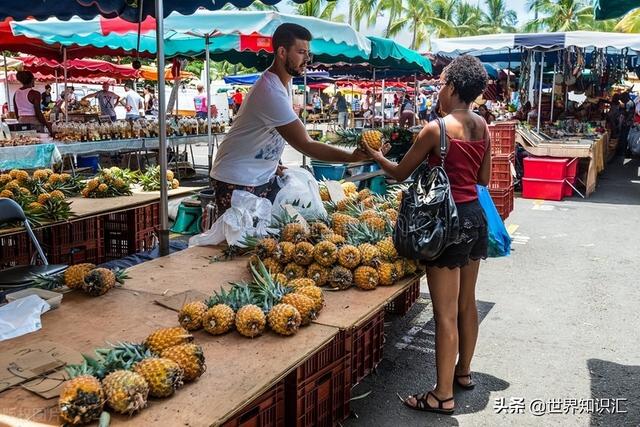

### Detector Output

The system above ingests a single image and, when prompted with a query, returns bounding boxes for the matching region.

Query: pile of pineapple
[138,165,180,191]
[33,263,129,297]
[81,167,133,198]
[58,326,204,425]
[0,168,79,222]
[178,259,324,338]
[237,183,416,294]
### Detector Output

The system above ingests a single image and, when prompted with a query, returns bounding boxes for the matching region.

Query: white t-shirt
[211,71,298,186]
[124,91,143,116]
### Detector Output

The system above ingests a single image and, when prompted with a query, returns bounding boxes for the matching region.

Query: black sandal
[454,373,476,390]
[400,391,455,415]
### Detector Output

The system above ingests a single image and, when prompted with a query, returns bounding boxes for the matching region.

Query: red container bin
[222,381,285,427]
[489,186,514,220]
[385,277,421,316]
[346,309,385,385]
[523,157,578,180]
[522,178,569,201]
[488,122,517,156]
[490,154,514,190]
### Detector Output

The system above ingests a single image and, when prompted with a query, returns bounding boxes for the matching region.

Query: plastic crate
[103,203,159,260]
[386,277,421,316]
[41,217,104,265]
[285,336,351,427]
[522,178,566,201]
[346,309,385,385]
[489,154,514,190]
[489,187,514,220]
[488,122,516,156]
[523,157,578,180]
[222,381,285,427]
[0,232,34,269]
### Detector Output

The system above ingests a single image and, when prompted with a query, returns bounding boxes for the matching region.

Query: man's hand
[276,164,288,177]
[349,147,372,163]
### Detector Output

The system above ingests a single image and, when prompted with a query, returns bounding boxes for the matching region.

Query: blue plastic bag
[476,185,511,257]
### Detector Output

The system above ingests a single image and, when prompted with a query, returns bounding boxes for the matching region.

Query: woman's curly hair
[442,55,488,104]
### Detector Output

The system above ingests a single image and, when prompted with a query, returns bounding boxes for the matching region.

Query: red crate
[222,381,285,427]
[488,122,516,156]
[386,277,421,316]
[41,217,104,265]
[0,231,35,269]
[103,203,159,260]
[346,309,385,385]
[490,154,514,190]
[489,187,514,220]
[285,336,351,427]
[523,157,577,180]
[522,178,567,201]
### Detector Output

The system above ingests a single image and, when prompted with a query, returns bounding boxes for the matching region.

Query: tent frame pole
[3,52,10,113]
[156,0,169,256]
[550,63,556,123]
[205,35,213,173]
[381,77,385,128]
[302,68,307,167]
[63,47,68,123]
[372,68,376,129]
[536,51,545,133]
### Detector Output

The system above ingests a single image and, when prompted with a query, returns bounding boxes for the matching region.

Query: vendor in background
[232,89,244,115]
[399,92,415,128]
[194,84,208,119]
[81,82,119,122]
[209,23,371,218]
[13,71,53,135]
[41,85,52,111]
[478,104,495,124]
[312,92,322,114]
[352,94,361,114]
[144,85,158,117]
[121,82,143,121]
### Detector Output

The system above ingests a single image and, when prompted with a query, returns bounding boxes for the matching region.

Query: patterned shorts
[209,177,280,220]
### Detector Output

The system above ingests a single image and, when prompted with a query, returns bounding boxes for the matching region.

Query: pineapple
[329,266,353,290]
[376,237,398,262]
[256,237,279,258]
[133,357,184,398]
[357,189,372,201]
[235,304,266,338]
[293,242,315,266]
[306,263,331,287]
[404,259,419,275]
[385,209,398,222]
[341,181,358,196]
[281,293,317,325]
[358,243,381,266]
[331,213,356,236]
[178,300,208,331]
[15,169,29,182]
[32,169,49,181]
[81,268,128,296]
[362,197,375,208]
[275,241,295,264]
[337,245,362,269]
[262,257,282,274]
[377,262,399,286]
[86,178,99,191]
[64,263,96,289]
[363,216,387,233]
[161,344,206,382]
[166,170,175,181]
[309,221,331,241]
[0,189,13,198]
[171,179,180,189]
[295,286,324,312]
[354,266,379,290]
[281,222,308,243]
[102,370,149,415]
[360,130,384,150]
[394,259,407,279]
[203,304,235,335]
[327,233,346,246]
[319,185,330,202]
[268,303,302,335]
[144,327,193,354]
[359,209,379,221]
[313,241,338,267]
[98,183,108,192]
[58,361,104,425]
[283,263,306,281]
[0,173,11,184]
[50,189,66,200]
[37,193,51,204]
[288,278,316,290]
[274,273,289,285]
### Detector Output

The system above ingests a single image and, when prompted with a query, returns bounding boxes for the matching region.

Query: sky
[279,0,536,50]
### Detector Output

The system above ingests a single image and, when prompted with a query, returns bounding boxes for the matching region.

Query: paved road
[345,156,640,427]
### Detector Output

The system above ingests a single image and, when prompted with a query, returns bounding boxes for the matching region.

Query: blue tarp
[224,71,333,86]
[0,144,61,170]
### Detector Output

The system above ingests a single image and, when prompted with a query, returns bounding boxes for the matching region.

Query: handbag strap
[437,117,448,166]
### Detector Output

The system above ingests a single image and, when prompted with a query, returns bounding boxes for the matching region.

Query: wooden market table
[517,129,607,197]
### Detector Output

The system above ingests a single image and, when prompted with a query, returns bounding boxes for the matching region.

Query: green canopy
[593,0,640,19]
[367,36,432,74]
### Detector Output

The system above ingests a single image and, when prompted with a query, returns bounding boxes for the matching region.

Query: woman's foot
[454,366,476,390]
[402,390,455,414]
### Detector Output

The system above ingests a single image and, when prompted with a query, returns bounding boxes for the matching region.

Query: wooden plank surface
[0,286,338,426]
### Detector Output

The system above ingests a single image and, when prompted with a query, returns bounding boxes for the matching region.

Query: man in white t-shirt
[121,83,144,120]
[210,23,374,217]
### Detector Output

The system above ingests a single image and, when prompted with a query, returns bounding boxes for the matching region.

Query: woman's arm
[477,124,492,186]
[365,121,438,182]
[30,91,53,135]
[13,94,19,120]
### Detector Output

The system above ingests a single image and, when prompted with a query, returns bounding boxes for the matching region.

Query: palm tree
[222,1,278,11]
[614,9,640,32]
[352,0,380,31]
[524,0,596,32]
[375,0,404,38]
[481,0,518,34]
[293,0,346,22]
[387,0,453,50]
[453,2,484,36]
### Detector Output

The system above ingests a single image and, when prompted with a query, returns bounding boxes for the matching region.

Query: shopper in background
[13,71,52,135]
[352,94,361,113]
[232,89,244,115]
[334,91,348,128]
[121,82,143,120]
[478,104,495,124]
[144,85,158,117]
[312,92,322,114]
[81,82,119,122]
[194,84,208,119]
[364,55,490,415]
[41,85,52,111]
[418,89,429,124]
[399,92,415,127]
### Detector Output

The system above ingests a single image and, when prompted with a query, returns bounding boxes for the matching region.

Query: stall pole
[205,35,213,173]
[63,47,68,123]
[550,63,557,123]
[2,52,10,113]
[536,51,545,133]
[302,68,307,167]
[372,68,376,128]
[156,0,169,256]
[381,78,386,128]
[506,48,511,103]
[414,73,418,116]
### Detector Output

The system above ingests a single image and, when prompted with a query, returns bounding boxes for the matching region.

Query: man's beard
[285,56,305,77]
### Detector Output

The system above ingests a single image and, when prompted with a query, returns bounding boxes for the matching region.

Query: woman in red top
[366,55,491,415]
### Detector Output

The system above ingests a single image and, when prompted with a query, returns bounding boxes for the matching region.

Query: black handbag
[393,117,460,261]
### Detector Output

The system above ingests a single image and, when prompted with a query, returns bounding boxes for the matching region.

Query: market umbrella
[367,36,432,74]
[20,56,141,79]
[138,65,195,81]
[593,0,640,20]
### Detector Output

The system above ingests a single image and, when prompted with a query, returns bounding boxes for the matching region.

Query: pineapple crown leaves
[94,341,154,374]
[206,287,236,309]
[30,272,64,290]
[113,268,130,285]
[248,260,291,312]
[65,355,106,379]
[346,221,390,246]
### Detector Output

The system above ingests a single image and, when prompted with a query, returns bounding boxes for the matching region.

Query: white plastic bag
[272,168,327,220]
[0,294,50,341]
[189,190,272,247]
